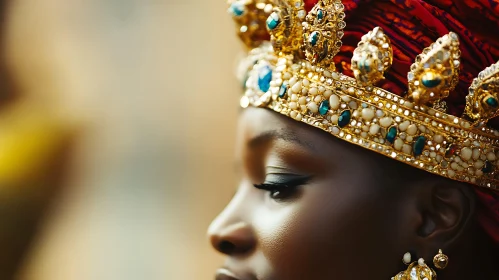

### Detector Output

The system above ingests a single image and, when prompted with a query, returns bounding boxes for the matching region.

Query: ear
[413,179,475,259]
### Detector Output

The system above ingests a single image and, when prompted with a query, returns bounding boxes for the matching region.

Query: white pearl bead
[289,102,298,110]
[474,160,484,169]
[291,81,302,93]
[331,115,338,125]
[418,258,425,266]
[369,124,380,135]
[309,87,318,95]
[402,144,412,155]
[330,94,340,110]
[361,108,375,121]
[379,117,393,127]
[448,170,456,177]
[298,96,307,105]
[324,89,333,98]
[403,252,411,264]
[307,102,318,113]
[472,148,480,160]
[433,135,444,144]
[407,124,418,135]
[399,121,410,131]
[487,152,496,161]
[460,147,472,161]
[394,138,404,151]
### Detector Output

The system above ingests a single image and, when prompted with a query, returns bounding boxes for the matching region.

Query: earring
[433,249,449,269]
[392,256,436,280]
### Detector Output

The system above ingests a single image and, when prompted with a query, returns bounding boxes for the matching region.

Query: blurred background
[0,0,239,279]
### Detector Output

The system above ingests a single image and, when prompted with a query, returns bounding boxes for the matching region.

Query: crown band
[230,0,499,189]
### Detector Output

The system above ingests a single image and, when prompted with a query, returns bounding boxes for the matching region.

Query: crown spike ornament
[351,27,393,86]
[228,0,499,189]
[465,60,499,126]
[407,32,461,106]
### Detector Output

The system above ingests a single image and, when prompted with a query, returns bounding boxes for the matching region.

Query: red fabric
[304,0,499,244]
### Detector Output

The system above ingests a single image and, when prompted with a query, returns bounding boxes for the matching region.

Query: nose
[208,192,256,256]
[209,221,255,255]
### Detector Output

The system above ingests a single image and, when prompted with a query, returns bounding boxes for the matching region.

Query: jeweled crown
[228,0,499,189]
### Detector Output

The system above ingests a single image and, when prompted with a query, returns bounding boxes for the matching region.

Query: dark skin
[208,107,499,280]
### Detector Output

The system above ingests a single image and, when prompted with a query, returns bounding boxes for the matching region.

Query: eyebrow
[248,130,316,151]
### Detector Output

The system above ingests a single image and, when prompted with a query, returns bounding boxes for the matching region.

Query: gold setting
[229,0,499,189]
[393,258,436,280]
[433,249,449,269]
[465,60,499,126]
[351,27,393,86]
[407,32,461,106]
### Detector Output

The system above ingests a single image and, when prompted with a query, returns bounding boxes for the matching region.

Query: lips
[215,268,241,280]
[216,267,258,280]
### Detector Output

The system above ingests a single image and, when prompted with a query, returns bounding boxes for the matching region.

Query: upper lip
[215,268,255,280]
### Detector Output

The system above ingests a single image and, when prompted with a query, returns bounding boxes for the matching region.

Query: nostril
[219,241,236,254]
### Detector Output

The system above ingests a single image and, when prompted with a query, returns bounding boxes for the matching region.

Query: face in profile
[208,107,423,280]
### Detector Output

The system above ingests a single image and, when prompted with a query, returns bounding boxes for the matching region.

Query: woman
[209,0,499,279]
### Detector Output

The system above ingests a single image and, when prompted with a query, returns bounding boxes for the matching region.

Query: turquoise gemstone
[358,58,371,73]
[319,100,330,115]
[338,110,351,128]
[258,66,272,92]
[317,9,324,20]
[482,161,493,173]
[266,13,279,30]
[413,136,426,156]
[486,97,498,108]
[309,31,319,47]
[421,74,442,88]
[386,127,397,144]
[230,3,245,16]
[279,83,288,98]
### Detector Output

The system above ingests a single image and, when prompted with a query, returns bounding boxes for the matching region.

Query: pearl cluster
[242,45,499,189]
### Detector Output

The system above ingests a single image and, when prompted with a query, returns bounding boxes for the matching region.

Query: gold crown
[228,0,499,189]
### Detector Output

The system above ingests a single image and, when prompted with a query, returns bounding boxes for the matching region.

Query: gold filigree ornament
[408,32,461,106]
[228,0,274,49]
[351,27,393,86]
[265,0,305,55]
[465,60,499,127]
[392,258,437,280]
[302,0,345,69]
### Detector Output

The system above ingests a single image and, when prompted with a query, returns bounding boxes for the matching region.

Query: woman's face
[208,107,413,280]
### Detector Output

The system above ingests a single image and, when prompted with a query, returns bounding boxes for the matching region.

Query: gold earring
[433,249,449,269]
[393,256,436,280]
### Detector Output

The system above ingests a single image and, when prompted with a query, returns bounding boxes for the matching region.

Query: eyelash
[253,176,310,201]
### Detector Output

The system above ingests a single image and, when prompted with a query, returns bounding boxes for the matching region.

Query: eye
[253,175,311,202]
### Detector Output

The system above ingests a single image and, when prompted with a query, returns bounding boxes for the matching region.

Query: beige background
[3,0,239,279]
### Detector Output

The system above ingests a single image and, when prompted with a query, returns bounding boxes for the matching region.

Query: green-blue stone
[386,127,397,144]
[482,161,493,173]
[413,136,426,157]
[279,83,288,98]
[422,76,442,88]
[317,9,324,20]
[358,58,371,73]
[309,31,319,47]
[258,66,272,92]
[338,110,351,128]
[230,3,245,16]
[486,97,498,108]
[266,13,279,30]
[319,100,330,115]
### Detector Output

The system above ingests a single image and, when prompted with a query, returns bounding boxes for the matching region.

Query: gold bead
[433,249,449,269]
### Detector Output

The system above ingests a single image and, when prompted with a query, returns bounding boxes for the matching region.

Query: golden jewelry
[433,249,449,269]
[393,258,436,280]
[229,0,499,189]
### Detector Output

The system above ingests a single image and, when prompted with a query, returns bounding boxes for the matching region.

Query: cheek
[252,180,401,280]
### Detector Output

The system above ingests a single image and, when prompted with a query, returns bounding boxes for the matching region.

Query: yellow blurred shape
[0,104,71,187]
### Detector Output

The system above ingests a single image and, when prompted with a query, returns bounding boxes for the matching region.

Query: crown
[228,0,499,189]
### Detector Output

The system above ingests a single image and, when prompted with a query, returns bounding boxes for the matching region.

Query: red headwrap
[304,0,499,243]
